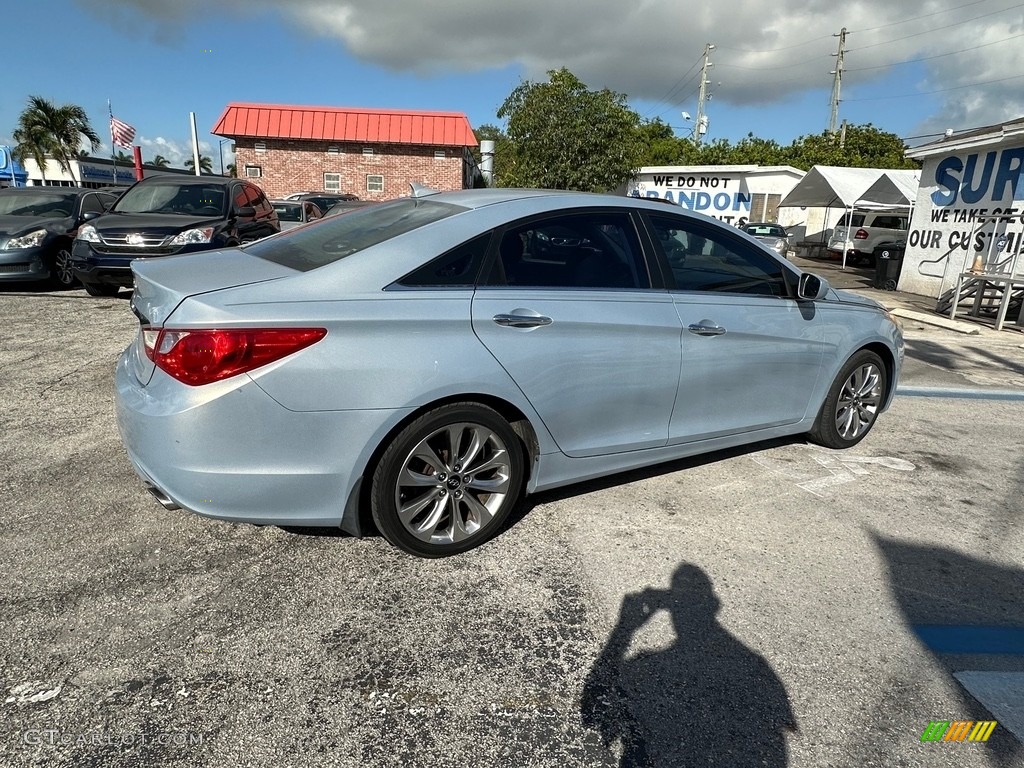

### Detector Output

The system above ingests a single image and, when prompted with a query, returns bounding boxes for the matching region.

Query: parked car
[296,193,359,213]
[0,188,118,288]
[116,188,903,558]
[283,192,317,200]
[827,212,909,266]
[271,199,324,231]
[742,222,791,257]
[72,176,279,296]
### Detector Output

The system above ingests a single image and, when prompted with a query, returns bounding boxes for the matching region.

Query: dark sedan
[0,188,118,288]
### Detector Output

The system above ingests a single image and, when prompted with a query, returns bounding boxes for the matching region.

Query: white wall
[900,144,1024,297]
[627,166,803,227]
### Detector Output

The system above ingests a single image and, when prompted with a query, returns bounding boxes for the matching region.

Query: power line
[847,3,1024,52]
[843,72,1024,101]
[640,53,704,118]
[716,34,833,55]
[848,0,992,33]
[845,31,1024,72]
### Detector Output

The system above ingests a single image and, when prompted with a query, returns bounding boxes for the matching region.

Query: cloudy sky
[3,0,1022,167]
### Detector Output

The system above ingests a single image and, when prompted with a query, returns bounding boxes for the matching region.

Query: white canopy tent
[780,166,920,268]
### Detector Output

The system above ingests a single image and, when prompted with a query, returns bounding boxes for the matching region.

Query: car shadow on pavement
[508,436,805,530]
[873,533,1024,762]
[581,563,797,767]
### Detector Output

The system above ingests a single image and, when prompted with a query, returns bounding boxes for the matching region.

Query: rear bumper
[114,347,413,527]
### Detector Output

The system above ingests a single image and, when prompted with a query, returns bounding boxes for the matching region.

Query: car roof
[410,187,690,212]
[270,199,302,204]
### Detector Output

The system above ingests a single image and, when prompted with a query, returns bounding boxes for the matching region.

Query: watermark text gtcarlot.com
[23,729,204,748]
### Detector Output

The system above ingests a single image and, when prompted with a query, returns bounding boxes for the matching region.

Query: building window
[324,173,341,192]
[244,165,262,178]
[434,150,446,160]
[255,142,267,154]
[327,146,341,155]
[367,174,384,192]
[362,147,374,156]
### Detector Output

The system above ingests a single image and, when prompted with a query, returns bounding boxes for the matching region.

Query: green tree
[184,154,214,174]
[785,124,918,170]
[728,133,786,166]
[226,162,237,178]
[115,150,133,163]
[151,154,170,168]
[637,119,691,166]
[497,68,643,192]
[12,95,100,184]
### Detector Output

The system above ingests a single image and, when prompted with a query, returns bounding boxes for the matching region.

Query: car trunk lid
[128,248,297,385]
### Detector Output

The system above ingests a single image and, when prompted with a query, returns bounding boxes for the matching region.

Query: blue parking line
[897,386,1024,401]
[913,626,1024,655]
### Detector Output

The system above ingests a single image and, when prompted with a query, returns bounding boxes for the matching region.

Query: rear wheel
[49,242,77,289]
[808,350,887,449]
[370,403,524,558]
[82,282,120,297]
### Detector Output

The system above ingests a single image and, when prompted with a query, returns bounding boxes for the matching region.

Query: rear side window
[397,233,490,287]
[245,198,466,271]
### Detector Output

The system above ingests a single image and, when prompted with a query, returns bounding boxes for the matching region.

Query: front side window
[648,214,788,297]
[272,203,303,222]
[245,198,467,271]
[486,211,649,290]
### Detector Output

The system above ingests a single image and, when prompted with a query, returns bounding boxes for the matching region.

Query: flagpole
[109,99,117,187]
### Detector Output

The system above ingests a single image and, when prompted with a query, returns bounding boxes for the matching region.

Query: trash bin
[872,241,906,290]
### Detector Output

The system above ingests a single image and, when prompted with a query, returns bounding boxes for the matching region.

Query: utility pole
[694,43,715,145]
[828,27,847,135]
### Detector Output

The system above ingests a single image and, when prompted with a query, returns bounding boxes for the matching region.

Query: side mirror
[80,211,101,222]
[234,206,256,218]
[797,273,829,301]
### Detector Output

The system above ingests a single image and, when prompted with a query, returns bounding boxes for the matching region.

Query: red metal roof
[212,103,477,147]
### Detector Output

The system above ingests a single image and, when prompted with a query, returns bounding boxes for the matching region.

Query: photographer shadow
[582,564,796,767]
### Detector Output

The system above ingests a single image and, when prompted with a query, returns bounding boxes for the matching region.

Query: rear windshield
[245,198,466,271]
[272,203,302,222]
[836,214,866,227]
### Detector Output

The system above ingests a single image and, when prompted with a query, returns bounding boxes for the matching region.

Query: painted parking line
[897,386,1024,401]
[913,626,1024,655]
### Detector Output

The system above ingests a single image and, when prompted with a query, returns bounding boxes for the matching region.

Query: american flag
[110,116,136,150]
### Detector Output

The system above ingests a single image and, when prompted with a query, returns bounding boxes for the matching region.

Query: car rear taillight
[143,327,327,386]
[854,229,869,240]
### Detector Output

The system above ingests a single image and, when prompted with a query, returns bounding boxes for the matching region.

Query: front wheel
[808,350,887,449]
[370,403,524,557]
[49,243,77,289]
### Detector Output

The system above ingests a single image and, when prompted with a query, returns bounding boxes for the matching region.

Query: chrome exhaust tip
[144,483,180,511]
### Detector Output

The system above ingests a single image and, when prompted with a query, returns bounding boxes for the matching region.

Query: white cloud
[76,0,1024,132]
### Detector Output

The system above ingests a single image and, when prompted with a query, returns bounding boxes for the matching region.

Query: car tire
[370,403,524,558]
[48,241,77,289]
[82,282,120,297]
[808,350,887,449]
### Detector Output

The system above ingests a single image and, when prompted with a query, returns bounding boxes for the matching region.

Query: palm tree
[184,154,214,174]
[151,154,170,168]
[226,162,237,178]
[12,96,100,184]
[115,150,132,163]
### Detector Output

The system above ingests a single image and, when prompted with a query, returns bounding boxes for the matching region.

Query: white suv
[827,212,908,265]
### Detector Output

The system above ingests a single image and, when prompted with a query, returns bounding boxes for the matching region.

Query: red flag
[110,116,136,150]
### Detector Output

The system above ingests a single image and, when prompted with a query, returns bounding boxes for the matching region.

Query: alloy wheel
[835,362,882,440]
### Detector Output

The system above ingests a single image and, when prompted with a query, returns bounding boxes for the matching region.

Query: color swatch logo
[920,720,997,743]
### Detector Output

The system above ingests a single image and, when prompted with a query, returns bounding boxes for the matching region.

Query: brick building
[212,103,480,201]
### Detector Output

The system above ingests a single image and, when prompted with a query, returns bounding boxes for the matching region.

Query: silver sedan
[116,188,903,557]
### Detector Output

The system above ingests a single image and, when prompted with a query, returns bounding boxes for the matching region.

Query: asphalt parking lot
[1,284,1022,768]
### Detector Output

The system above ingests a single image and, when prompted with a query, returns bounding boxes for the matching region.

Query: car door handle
[688,320,726,337]
[493,312,553,328]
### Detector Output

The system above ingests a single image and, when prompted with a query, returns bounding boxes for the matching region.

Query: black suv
[0,187,118,288]
[71,176,279,296]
